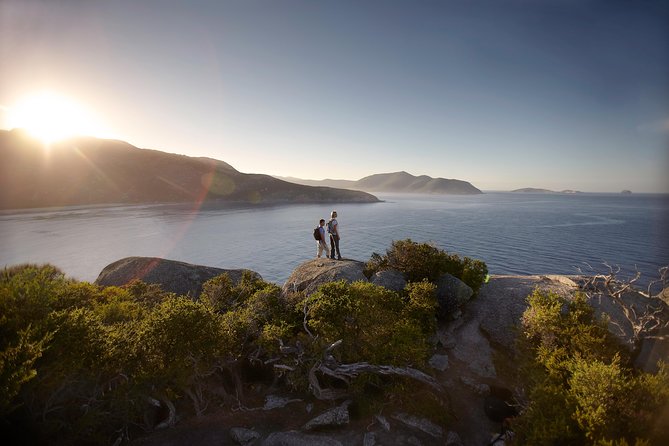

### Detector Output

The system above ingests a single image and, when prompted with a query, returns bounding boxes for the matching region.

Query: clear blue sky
[1,0,668,192]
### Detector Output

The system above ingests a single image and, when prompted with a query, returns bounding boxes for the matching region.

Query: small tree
[135,297,227,420]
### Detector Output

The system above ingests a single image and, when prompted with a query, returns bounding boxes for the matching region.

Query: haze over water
[1,193,667,286]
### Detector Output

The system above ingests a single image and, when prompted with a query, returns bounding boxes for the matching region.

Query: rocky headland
[0,129,379,210]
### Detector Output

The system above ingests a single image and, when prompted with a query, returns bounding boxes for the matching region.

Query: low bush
[0,255,452,444]
[0,264,304,445]
[303,280,437,367]
[514,289,669,445]
[365,239,488,293]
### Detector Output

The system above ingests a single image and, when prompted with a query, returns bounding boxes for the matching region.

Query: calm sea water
[1,193,667,286]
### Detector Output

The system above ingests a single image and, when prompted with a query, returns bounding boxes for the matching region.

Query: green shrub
[0,265,69,416]
[21,308,113,441]
[461,257,488,295]
[136,297,226,387]
[202,272,301,359]
[514,289,669,445]
[92,288,145,324]
[303,280,436,366]
[1,266,299,444]
[0,327,46,415]
[0,262,442,443]
[123,279,174,307]
[365,239,488,293]
[404,280,439,337]
[200,271,267,312]
[200,273,236,311]
[386,239,450,282]
[0,264,69,341]
[569,355,630,441]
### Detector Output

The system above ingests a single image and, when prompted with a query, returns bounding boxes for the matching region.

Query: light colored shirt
[328,218,338,236]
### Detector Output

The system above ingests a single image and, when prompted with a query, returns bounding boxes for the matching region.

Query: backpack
[313,227,321,240]
[327,219,335,234]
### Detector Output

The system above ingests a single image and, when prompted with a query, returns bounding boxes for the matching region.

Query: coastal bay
[2,192,667,285]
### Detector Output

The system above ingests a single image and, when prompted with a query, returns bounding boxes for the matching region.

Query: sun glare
[7,92,108,144]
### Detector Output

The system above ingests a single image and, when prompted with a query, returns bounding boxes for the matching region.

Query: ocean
[1,192,667,287]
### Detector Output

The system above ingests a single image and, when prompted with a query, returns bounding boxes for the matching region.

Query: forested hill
[0,129,378,210]
[355,171,482,194]
[279,171,483,195]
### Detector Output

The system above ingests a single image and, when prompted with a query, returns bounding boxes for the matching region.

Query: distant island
[511,187,583,194]
[279,171,483,195]
[621,190,632,194]
[0,129,379,210]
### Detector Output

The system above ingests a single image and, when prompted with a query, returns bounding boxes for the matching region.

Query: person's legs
[318,241,329,258]
[330,235,336,259]
[333,235,341,259]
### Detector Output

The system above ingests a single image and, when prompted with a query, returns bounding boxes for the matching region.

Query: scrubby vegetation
[513,289,669,445]
[365,239,488,293]
[0,262,445,445]
[303,280,437,366]
[0,266,315,444]
[6,250,664,445]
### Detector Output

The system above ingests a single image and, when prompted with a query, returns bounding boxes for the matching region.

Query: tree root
[306,339,443,400]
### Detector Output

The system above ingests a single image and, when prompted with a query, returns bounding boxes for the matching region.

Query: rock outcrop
[371,269,406,292]
[435,273,474,319]
[282,258,367,296]
[437,274,582,445]
[473,275,578,351]
[95,256,260,298]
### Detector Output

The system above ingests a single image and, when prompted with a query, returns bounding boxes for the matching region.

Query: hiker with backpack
[314,219,330,258]
[327,210,342,260]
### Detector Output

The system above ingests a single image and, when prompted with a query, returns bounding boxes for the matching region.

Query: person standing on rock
[327,210,342,260]
[316,219,330,258]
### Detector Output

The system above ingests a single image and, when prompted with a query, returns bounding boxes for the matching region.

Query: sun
[6,91,109,144]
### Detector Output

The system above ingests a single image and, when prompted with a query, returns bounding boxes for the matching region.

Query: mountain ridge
[278,171,482,195]
[0,130,379,210]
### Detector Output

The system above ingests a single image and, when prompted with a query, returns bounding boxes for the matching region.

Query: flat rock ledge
[95,256,261,298]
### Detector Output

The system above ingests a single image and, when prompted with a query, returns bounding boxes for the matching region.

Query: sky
[1,0,668,192]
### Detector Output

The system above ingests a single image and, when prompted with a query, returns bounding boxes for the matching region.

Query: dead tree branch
[305,338,443,400]
[577,263,669,349]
